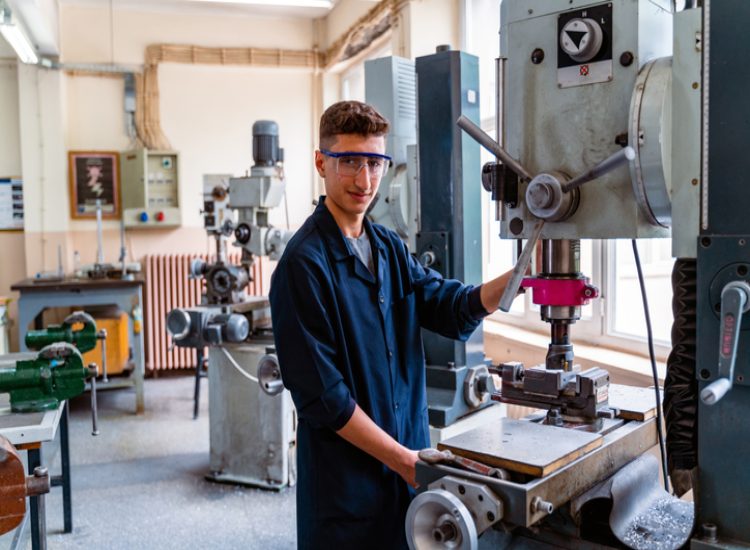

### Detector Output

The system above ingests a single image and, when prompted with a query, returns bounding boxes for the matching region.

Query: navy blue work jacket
[269,197,483,549]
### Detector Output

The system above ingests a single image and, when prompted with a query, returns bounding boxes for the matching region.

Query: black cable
[631,239,670,493]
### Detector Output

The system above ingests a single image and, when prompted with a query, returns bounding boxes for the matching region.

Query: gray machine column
[415,49,489,427]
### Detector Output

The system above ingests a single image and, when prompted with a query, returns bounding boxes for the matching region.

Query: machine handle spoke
[701,281,750,405]
[561,147,635,193]
[457,115,534,181]
[498,220,544,312]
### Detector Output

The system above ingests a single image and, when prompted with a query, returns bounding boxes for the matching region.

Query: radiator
[144,254,265,371]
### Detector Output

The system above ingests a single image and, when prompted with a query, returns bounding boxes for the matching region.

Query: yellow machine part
[82,313,130,376]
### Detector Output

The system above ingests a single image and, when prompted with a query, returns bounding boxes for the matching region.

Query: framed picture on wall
[68,151,120,219]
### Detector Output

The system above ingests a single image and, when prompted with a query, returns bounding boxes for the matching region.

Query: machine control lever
[498,220,544,312]
[418,448,510,480]
[701,280,750,405]
[87,364,100,435]
[97,329,108,383]
[560,147,635,193]
[456,115,533,181]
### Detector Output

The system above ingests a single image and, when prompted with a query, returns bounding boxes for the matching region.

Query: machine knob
[701,280,750,405]
[235,223,252,245]
[560,18,604,63]
[139,212,149,222]
[257,354,285,396]
[419,250,437,268]
[156,211,165,222]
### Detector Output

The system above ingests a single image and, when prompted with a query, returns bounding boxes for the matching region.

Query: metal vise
[25,311,104,355]
[0,343,97,413]
[491,361,617,423]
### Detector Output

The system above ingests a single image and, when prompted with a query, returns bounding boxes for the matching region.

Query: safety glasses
[320,149,392,179]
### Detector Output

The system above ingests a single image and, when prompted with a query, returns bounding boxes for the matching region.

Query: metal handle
[88,364,100,435]
[701,281,750,405]
[97,329,108,383]
[498,221,544,312]
[456,115,533,181]
[561,147,635,193]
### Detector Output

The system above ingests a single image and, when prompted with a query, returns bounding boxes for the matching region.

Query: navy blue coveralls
[269,198,485,549]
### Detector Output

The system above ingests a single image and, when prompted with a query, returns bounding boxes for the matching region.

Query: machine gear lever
[701,280,750,405]
[457,116,635,312]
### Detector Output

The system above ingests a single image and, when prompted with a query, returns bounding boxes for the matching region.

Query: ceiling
[58,0,340,19]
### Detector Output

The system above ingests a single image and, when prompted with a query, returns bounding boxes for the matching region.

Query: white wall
[55,3,319,266]
[158,63,315,228]
[0,60,26,351]
[0,61,21,176]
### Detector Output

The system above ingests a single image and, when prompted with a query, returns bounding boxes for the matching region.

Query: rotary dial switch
[560,18,604,63]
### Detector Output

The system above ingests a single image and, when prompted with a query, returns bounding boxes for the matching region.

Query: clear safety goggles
[320,149,392,179]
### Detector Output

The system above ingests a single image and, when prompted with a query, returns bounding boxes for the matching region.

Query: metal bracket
[427,475,503,535]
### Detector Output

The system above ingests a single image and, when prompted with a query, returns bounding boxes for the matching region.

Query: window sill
[483,319,666,387]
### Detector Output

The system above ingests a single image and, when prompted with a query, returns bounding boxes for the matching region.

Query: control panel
[121,148,181,228]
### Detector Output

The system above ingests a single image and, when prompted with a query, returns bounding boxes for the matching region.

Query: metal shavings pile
[621,498,694,550]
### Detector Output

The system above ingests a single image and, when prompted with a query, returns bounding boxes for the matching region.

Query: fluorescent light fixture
[0,9,38,64]
[191,0,333,8]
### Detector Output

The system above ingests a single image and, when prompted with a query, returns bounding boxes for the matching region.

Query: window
[608,239,674,345]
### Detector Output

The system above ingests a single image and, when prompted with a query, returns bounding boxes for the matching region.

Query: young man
[269,101,514,549]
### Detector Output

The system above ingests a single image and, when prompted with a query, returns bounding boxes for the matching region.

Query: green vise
[25,311,99,354]
[0,343,95,413]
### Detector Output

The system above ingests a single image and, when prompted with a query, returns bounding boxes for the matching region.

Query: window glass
[611,239,674,343]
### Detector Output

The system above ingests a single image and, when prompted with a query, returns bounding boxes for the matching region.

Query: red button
[156,212,165,222]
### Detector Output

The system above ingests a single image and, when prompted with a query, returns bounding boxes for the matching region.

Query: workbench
[0,397,70,550]
[11,278,145,414]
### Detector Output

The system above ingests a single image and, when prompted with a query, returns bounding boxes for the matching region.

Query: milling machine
[402,1,731,548]
[166,121,296,490]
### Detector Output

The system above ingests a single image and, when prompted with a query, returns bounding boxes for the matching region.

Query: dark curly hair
[319,101,390,149]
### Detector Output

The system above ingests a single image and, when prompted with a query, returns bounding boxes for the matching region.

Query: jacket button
[379,295,385,303]
[388,350,393,359]
[394,402,399,410]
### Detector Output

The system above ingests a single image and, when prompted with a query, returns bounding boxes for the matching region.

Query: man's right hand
[389,447,420,488]
[337,404,421,488]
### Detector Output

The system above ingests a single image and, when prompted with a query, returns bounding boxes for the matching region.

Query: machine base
[208,340,296,490]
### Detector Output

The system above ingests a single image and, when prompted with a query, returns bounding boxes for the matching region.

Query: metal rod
[119,217,127,276]
[550,322,570,345]
[499,220,544,312]
[56,245,64,278]
[99,331,109,383]
[95,199,104,265]
[60,403,72,532]
[561,147,635,193]
[90,370,100,436]
[542,239,580,275]
[456,115,533,181]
